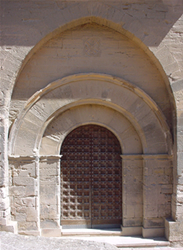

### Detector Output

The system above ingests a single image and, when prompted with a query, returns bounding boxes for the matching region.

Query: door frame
[60,124,122,229]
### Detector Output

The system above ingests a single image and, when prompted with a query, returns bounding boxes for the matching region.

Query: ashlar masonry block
[8,157,39,234]
[39,156,61,230]
[143,156,172,233]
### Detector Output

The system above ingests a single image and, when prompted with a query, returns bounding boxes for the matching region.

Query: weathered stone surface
[0,231,118,250]
[1,0,183,245]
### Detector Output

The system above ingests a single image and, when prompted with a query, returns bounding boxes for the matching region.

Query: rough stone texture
[1,231,183,249]
[7,74,172,236]
[122,157,143,227]
[143,157,173,228]
[0,232,118,250]
[1,0,183,245]
[39,157,60,230]
[8,157,39,234]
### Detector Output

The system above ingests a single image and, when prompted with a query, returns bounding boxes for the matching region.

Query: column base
[41,227,62,237]
[165,218,183,242]
[142,227,165,238]
[19,230,40,236]
[121,226,142,236]
[0,221,17,234]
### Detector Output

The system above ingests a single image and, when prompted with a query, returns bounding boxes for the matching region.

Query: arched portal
[60,124,122,229]
[7,17,174,237]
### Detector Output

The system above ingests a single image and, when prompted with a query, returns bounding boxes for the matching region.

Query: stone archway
[38,103,143,235]
[9,73,172,237]
[60,124,122,229]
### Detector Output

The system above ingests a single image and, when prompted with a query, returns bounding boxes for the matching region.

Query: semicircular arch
[9,74,172,156]
[40,104,143,155]
[10,16,175,139]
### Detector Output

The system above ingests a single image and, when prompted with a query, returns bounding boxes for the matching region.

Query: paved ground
[0,232,117,250]
[61,236,183,249]
[1,231,183,250]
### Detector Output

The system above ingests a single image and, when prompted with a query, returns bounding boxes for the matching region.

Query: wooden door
[60,125,122,228]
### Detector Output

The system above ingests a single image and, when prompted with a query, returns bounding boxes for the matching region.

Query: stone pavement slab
[62,235,170,248]
[0,231,117,250]
[1,231,183,250]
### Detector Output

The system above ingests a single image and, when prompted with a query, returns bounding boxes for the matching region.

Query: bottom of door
[61,219,91,229]
[61,219,122,229]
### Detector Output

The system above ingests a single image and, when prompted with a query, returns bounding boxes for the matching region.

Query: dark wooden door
[60,125,122,228]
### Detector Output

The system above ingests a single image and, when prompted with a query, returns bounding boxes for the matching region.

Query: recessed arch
[10,16,175,139]
[3,0,182,239]
[13,15,175,103]
[9,72,173,235]
[9,74,172,156]
[40,104,143,156]
[7,14,176,237]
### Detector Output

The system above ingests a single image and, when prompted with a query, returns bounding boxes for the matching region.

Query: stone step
[115,237,170,248]
[61,228,122,236]
[115,239,170,248]
[60,231,170,248]
[120,248,173,250]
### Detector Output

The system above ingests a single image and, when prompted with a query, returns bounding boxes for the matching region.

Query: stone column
[165,80,183,242]
[0,115,17,233]
[121,155,143,236]
[39,155,62,237]
[143,155,172,238]
[8,156,40,235]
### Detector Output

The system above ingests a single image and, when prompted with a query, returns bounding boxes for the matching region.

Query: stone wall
[9,157,39,235]
[1,0,183,243]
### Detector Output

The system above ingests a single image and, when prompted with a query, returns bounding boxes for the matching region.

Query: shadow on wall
[1,0,183,47]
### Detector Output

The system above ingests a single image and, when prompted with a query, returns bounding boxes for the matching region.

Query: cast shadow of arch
[1,1,183,47]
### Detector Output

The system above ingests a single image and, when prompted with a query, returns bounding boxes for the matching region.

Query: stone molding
[121,154,173,159]
[9,74,172,156]
[1,2,183,242]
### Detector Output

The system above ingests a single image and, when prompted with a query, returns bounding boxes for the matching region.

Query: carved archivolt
[9,73,172,156]
[8,73,173,236]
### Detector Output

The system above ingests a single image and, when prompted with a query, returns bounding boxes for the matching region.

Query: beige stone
[41,228,61,237]
[142,227,165,238]
[1,0,183,245]
[121,226,142,236]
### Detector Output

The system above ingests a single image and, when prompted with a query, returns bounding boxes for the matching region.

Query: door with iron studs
[60,125,122,228]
